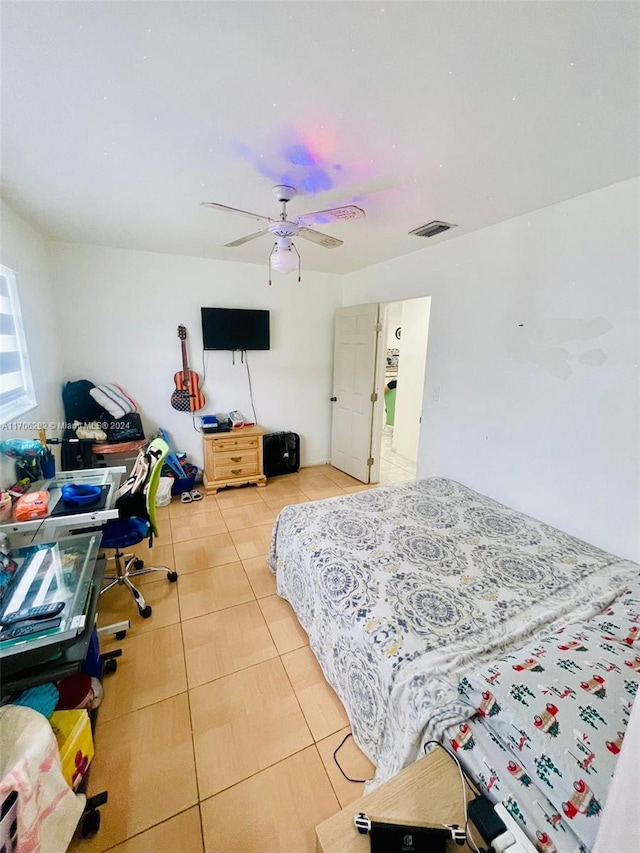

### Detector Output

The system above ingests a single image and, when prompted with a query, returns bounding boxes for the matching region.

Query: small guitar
[171,325,206,412]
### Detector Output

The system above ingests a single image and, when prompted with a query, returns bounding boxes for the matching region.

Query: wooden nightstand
[315,750,477,853]
[202,425,267,494]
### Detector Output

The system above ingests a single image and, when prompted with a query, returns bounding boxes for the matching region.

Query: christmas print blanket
[268,477,638,788]
[449,579,640,852]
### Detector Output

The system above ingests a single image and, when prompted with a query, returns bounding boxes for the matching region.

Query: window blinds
[0,265,36,424]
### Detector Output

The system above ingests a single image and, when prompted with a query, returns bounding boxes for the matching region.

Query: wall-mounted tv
[201,307,270,351]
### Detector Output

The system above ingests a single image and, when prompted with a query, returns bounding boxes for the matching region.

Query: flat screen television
[201,307,270,351]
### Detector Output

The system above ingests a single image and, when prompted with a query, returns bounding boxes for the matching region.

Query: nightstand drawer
[213,450,259,476]
[214,458,259,479]
[211,435,259,453]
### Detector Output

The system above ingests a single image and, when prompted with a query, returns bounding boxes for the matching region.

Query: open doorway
[377,297,431,486]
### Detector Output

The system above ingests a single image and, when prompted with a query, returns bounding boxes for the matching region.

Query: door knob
[330,396,337,402]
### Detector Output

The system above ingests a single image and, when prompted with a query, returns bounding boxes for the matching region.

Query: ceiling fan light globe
[271,248,298,274]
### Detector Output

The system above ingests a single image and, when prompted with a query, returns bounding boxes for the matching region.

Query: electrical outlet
[432,386,441,402]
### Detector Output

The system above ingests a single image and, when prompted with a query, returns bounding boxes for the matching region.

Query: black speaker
[263,432,300,477]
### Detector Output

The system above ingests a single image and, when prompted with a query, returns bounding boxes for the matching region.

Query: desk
[0,466,124,545]
[0,540,115,842]
[315,751,478,853]
[0,533,106,696]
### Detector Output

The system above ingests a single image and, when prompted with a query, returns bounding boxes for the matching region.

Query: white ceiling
[2,1,638,274]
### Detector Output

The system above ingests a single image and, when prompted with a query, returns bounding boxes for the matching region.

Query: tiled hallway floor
[378,426,417,486]
[69,466,376,853]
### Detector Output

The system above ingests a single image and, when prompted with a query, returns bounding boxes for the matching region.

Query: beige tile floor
[69,466,376,853]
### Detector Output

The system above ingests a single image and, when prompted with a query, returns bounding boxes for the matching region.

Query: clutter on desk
[0,439,43,459]
[16,454,42,483]
[38,429,56,479]
[40,446,55,479]
[13,491,50,521]
[7,478,30,499]
[0,437,56,484]
[60,483,103,507]
[0,534,17,602]
[0,491,12,522]
[0,438,44,483]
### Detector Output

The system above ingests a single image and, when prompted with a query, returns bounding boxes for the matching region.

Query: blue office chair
[100,437,177,618]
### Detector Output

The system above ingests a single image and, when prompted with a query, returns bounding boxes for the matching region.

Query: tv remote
[0,616,62,642]
[0,601,66,627]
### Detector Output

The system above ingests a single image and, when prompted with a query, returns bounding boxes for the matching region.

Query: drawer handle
[231,468,241,475]
[230,456,241,462]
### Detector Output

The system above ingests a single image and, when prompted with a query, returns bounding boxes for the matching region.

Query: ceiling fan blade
[224,229,269,248]
[295,205,365,227]
[201,201,273,223]
[297,227,343,249]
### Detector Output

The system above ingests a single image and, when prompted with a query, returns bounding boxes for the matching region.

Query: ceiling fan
[201,185,365,283]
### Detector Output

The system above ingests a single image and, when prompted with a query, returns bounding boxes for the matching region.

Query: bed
[268,477,639,852]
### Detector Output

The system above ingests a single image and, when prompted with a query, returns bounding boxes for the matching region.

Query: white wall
[343,178,640,561]
[393,297,431,462]
[0,200,65,487]
[47,243,343,469]
[385,302,403,352]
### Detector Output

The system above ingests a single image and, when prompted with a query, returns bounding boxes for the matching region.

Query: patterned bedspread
[447,579,640,852]
[268,478,638,787]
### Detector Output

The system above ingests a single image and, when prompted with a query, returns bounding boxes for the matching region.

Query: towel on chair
[0,705,85,853]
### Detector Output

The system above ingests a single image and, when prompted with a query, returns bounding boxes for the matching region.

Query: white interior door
[330,303,381,482]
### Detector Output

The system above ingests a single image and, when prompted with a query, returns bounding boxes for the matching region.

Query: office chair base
[101,550,178,616]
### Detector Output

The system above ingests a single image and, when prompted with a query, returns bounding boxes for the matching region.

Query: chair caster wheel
[167,571,178,582]
[115,630,127,641]
[104,658,118,675]
[133,558,144,570]
[81,809,101,837]
[139,605,152,618]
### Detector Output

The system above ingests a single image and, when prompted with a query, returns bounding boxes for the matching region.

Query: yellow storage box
[49,709,94,791]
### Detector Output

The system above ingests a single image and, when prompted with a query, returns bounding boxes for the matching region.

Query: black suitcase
[263,432,300,477]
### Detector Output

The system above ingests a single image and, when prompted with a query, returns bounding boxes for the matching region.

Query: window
[0,264,36,424]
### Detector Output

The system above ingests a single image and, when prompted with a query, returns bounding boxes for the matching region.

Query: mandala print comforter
[268,478,639,788]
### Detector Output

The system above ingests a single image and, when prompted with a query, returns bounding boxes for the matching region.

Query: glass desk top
[0,533,101,659]
[0,465,125,543]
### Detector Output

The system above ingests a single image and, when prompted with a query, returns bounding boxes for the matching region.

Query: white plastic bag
[155,476,173,507]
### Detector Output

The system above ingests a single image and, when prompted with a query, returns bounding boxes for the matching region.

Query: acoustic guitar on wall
[171,325,206,412]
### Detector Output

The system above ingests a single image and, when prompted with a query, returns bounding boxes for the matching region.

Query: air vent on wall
[409,221,458,238]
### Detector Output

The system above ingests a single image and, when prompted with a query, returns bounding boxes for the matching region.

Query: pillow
[89,383,137,419]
